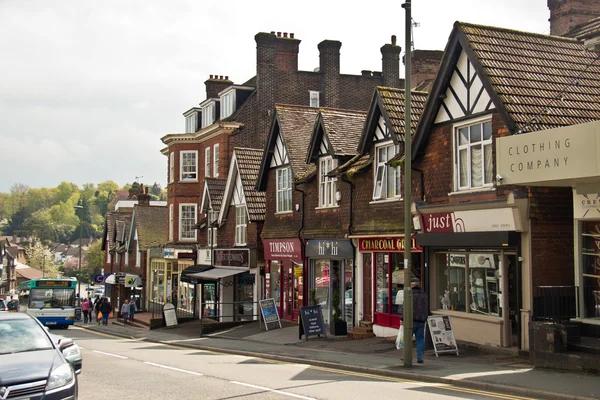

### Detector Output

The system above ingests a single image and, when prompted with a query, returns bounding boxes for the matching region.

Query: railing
[149,300,195,320]
[532,285,576,323]
[198,301,261,337]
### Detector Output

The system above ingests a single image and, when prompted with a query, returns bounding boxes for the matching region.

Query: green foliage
[85,241,104,280]
[2,208,28,236]
[25,239,59,278]
[332,289,343,322]
[150,182,162,197]
[55,182,78,203]
[309,289,318,306]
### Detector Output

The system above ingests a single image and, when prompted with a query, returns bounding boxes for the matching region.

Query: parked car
[0,312,82,399]
[0,299,7,312]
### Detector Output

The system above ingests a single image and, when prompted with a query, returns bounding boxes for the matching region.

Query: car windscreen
[30,288,76,309]
[0,318,54,354]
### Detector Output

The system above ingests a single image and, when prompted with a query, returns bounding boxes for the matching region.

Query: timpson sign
[496,120,600,186]
[358,237,421,252]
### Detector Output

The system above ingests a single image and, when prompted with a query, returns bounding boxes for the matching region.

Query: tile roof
[458,22,600,133]
[319,109,367,157]
[132,205,167,250]
[376,87,429,142]
[16,267,43,280]
[565,16,600,40]
[330,154,372,178]
[204,178,227,211]
[274,105,320,181]
[235,147,266,221]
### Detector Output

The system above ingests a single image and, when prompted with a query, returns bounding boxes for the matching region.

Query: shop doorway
[202,283,217,319]
[505,254,519,346]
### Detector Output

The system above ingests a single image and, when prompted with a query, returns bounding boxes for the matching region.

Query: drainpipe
[341,173,357,328]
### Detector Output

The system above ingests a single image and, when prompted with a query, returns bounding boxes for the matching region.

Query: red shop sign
[358,237,421,252]
[263,238,303,261]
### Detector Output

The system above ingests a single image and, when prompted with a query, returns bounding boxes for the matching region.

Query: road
[65,326,534,400]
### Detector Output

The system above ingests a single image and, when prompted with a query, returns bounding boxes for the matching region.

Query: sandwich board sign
[299,305,327,340]
[427,315,459,356]
[259,298,282,331]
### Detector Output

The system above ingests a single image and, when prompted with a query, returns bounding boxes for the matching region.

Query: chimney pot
[391,35,396,46]
[361,70,372,77]
[284,32,288,38]
[225,76,229,80]
[271,31,275,35]
[220,75,223,79]
[277,32,281,37]
[210,74,213,79]
[290,33,294,38]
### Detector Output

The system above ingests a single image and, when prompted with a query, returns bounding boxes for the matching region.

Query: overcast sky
[0,0,550,193]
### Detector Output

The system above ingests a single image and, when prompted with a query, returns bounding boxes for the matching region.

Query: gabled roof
[413,21,600,157]
[257,105,319,190]
[306,109,367,163]
[129,205,167,251]
[200,178,227,212]
[220,147,266,222]
[103,212,131,251]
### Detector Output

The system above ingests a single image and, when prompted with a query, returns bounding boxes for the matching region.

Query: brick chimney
[318,40,342,108]
[548,0,600,36]
[381,35,401,88]
[410,50,443,90]
[205,75,233,99]
[138,185,151,206]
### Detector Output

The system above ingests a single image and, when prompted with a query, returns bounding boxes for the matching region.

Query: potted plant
[309,289,318,306]
[330,289,347,336]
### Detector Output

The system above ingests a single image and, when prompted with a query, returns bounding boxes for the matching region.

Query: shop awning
[180,264,213,283]
[187,267,249,281]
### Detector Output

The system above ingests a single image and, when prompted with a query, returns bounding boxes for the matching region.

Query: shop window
[455,119,493,190]
[270,261,281,306]
[581,222,600,317]
[375,253,405,316]
[434,252,501,316]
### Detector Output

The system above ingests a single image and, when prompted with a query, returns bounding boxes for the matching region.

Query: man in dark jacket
[411,277,429,363]
[100,297,112,326]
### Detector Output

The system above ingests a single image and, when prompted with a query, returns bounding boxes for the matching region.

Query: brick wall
[205,76,233,99]
[548,0,600,36]
[262,169,303,239]
[301,176,351,239]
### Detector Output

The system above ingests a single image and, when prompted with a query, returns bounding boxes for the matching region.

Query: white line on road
[230,381,316,400]
[443,368,533,380]
[144,361,204,376]
[92,350,128,359]
[162,337,208,343]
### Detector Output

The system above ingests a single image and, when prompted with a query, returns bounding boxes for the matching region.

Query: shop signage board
[263,238,303,260]
[163,303,178,328]
[305,239,353,259]
[358,236,421,252]
[299,305,327,340]
[427,315,459,357]
[421,208,517,233]
[259,298,282,331]
[214,249,249,267]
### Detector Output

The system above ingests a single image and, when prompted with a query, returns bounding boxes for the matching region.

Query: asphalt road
[64,326,535,400]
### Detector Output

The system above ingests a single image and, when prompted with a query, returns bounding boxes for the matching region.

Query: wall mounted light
[295,203,300,212]
[335,190,341,203]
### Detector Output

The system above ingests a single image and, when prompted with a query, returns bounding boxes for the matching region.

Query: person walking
[100,297,112,326]
[94,297,102,324]
[129,297,137,322]
[120,299,130,325]
[411,277,429,364]
[81,297,90,324]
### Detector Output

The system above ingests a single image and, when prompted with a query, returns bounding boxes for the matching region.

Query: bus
[18,278,78,328]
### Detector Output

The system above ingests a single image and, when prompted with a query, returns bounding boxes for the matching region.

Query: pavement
[76,316,599,400]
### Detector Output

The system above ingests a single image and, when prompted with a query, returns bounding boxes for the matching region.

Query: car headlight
[62,343,81,359]
[46,363,74,391]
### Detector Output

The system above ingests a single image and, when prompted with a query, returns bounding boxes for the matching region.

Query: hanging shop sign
[214,249,249,267]
[358,236,421,252]
[163,248,175,259]
[305,239,353,259]
[421,208,517,234]
[263,238,302,260]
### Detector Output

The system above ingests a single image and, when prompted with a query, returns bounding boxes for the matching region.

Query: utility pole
[402,0,414,367]
[74,204,83,299]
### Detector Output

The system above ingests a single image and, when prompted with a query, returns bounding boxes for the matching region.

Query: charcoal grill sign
[299,305,327,340]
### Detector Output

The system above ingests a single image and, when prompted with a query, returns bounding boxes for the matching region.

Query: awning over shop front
[187,267,249,281]
[180,264,213,283]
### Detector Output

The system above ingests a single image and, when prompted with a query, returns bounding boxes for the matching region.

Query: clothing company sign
[421,208,517,233]
[573,191,600,219]
[496,120,600,186]
[263,238,302,260]
[214,249,249,267]
[358,237,421,252]
[305,239,353,259]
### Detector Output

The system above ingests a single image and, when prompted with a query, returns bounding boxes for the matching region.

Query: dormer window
[309,91,320,107]
[454,119,493,191]
[373,142,401,200]
[201,102,216,128]
[185,113,198,133]
[221,91,235,119]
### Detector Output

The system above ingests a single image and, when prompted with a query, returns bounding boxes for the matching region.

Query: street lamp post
[74,205,83,299]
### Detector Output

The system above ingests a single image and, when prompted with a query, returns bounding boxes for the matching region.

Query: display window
[581,221,600,318]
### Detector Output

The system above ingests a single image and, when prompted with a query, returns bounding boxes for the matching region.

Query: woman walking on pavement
[94,297,102,324]
[129,297,137,322]
[120,299,130,325]
[81,297,90,323]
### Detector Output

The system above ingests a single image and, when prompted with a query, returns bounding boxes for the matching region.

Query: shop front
[417,207,525,348]
[357,236,421,337]
[263,238,303,322]
[147,247,194,314]
[305,239,354,331]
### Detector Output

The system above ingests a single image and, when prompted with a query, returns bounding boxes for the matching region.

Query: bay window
[455,119,493,190]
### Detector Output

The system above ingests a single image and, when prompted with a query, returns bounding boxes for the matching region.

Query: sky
[0,0,550,193]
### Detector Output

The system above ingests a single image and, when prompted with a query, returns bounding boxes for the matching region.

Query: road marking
[162,338,208,343]
[92,350,128,359]
[144,361,204,376]
[230,381,316,400]
[444,368,532,380]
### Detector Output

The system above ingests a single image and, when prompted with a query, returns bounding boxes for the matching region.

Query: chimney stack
[381,36,401,88]
[548,0,600,36]
[318,40,342,108]
[408,50,443,90]
[204,75,233,99]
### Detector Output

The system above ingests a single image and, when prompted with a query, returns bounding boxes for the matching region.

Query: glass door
[582,222,600,318]
[311,259,331,325]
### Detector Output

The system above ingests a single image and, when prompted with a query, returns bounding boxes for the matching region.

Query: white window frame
[309,91,320,107]
[205,147,211,177]
[235,206,247,246]
[185,113,197,133]
[318,156,338,208]
[201,103,215,128]
[220,91,235,119]
[169,152,174,184]
[207,209,218,248]
[213,144,220,178]
[454,118,493,191]
[180,150,198,181]
[169,204,174,242]
[276,166,293,213]
[372,141,402,200]
[179,203,197,241]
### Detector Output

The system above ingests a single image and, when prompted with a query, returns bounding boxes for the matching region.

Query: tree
[9,183,29,213]
[2,208,28,236]
[55,181,79,203]
[85,241,104,281]
[150,182,162,197]
[25,239,59,278]
[97,180,120,194]
[23,209,56,244]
